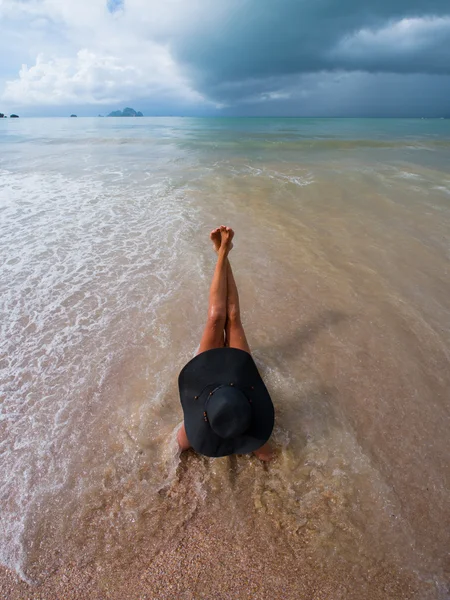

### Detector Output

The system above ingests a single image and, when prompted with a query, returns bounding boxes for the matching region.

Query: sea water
[0,117,449,596]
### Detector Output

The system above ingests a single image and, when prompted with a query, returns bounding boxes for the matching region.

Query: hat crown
[207,386,251,439]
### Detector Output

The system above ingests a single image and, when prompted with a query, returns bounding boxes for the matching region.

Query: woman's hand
[253,442,273,461]
[177,422,191,451]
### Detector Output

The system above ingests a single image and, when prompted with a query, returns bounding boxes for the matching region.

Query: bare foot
[219,225,234,254]
[210,227,221,252]
[210,225,234,253]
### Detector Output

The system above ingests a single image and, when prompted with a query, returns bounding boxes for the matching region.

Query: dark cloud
[217,72,450,117]
[171,0,450,109]
[3,0,449,116]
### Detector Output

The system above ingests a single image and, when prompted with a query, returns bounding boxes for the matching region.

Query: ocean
[1,117,449,598]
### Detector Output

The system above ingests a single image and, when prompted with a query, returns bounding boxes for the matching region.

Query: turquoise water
[0,118,449,597]
[3,116,450,146]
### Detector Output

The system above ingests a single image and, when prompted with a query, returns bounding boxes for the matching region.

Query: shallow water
[1,118,449,597]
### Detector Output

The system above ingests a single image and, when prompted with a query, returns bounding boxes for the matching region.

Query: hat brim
[178,347,274,457]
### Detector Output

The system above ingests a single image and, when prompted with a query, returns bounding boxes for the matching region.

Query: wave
[0,169,200,581]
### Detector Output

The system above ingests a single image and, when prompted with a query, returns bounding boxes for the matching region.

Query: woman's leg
[224,260,251,354]
[221,230,272,459]
[209,226,251,353]
[197,226,233,355]
[180,227,233,452]
[225,251,272,460]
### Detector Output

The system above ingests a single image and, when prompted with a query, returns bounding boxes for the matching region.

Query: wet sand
[0,460,439,600]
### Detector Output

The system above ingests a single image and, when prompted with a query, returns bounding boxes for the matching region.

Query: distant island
[10,114,19,118]
[107,107,143,117]
[70,114,77,118]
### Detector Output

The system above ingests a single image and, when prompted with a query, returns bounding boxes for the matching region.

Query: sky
[0,0,449,117]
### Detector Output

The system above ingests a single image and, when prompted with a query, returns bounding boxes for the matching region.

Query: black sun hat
[178,347,274,457]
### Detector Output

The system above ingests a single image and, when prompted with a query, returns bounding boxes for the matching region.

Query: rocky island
[107,107,143,117]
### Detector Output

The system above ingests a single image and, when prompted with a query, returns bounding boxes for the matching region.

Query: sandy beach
[0,455,438,600]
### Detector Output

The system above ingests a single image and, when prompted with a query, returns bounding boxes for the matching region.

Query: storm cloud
[171,0,450,107]
[0,0,449,115]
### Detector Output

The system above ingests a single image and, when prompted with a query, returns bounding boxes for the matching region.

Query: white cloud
[334,16,450,62]
[2,46,205,106]
[261,91,291,101]
[0,0,212,108]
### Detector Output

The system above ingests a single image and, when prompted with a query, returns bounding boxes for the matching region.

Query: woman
[177,226,274,461]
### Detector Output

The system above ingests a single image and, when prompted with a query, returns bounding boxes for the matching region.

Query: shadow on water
[262,309,350,362]
[254,309,352,448]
